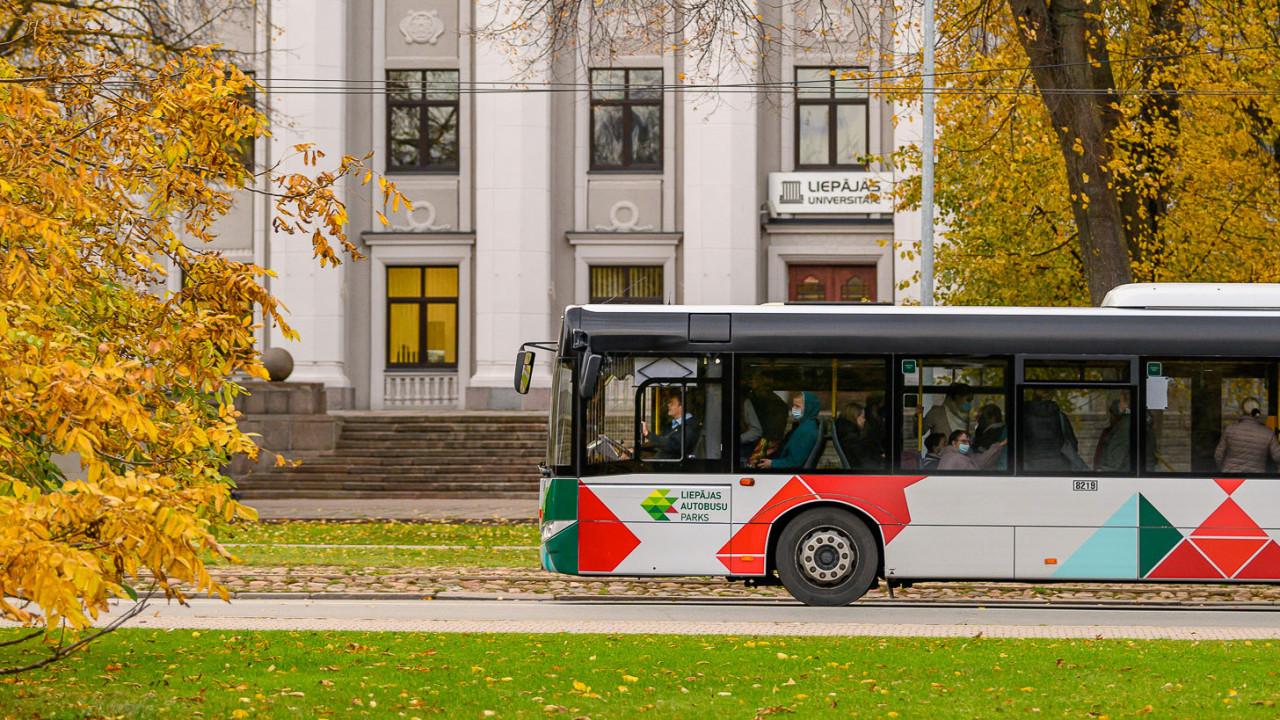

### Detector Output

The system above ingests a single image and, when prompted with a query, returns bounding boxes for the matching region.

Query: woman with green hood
[759,391,821,469]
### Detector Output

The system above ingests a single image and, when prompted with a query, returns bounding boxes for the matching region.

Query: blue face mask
[959,402,973,412]
[791,407,803,420]
[958,443,971,454]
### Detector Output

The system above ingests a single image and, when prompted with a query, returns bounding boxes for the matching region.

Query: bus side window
[1143,360,1278,475]
[1018,359,1134,475]
[739,357,889,473]
[901,357,1010,474]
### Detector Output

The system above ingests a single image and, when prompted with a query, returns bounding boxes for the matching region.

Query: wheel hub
[798,527,855,585]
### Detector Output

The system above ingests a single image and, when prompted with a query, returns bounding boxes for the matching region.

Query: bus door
[888,356,1016,579]
[577,356,731,576]
[1011,358,1141,581]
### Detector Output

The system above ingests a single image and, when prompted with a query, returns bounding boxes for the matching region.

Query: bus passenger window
[1143,360,1278,475]
[1020,387,1133,473]
[739,357,888,472]
[900,358,1009,473]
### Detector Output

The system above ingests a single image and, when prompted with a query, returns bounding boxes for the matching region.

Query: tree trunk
[1006,0,1134,304]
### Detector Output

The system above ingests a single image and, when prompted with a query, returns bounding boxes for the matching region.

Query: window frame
[794,66,871,171]
[589,68,664,172]
[385,265,459,370]
[588,265,664,304]
[735,354,893,474]
[893,355,1014,476]
[1014,355,1138,477]
[1139,357,1280,478]
[386,69,460,174]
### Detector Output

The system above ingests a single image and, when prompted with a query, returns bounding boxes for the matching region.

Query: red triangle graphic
[577,485,642,573]
[1215,478,1246,496]
[1235,540,1280,580]
[802,475,925,528]
[1146,539,1223,579]
[1191,498,1267,538]
[1191,537,1268,577]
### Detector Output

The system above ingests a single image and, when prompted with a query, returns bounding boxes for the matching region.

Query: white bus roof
[1101,283,1280,309]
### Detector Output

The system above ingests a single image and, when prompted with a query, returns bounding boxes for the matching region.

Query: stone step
[240,471,540,481]
[334,436,544,446]
[335,430,545,443]
[238,489,539,500]
[238,412,549,500]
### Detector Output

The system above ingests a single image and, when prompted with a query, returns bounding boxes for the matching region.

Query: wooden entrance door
[788,265,877,302]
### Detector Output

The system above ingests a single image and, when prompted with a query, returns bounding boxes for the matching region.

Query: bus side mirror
[578,353,602,400]
[514,350,535,394]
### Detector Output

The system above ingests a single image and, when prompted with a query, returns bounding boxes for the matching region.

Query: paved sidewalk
[244,498,538,522]
[97,598,1280,640]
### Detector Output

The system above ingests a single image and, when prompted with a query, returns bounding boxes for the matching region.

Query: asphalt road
[109,596,1280,639]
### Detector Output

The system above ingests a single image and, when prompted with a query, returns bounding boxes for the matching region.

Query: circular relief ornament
[399,10,446,45]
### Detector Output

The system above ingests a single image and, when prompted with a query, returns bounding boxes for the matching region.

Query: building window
[590,68,662,171]
[589,266,663,304]
[387,266,458,368]
[387,70,459,172]
[795,67,869,169]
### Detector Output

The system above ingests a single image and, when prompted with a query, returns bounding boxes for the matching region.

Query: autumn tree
[0,3,402,669]
[914,0,1280,305]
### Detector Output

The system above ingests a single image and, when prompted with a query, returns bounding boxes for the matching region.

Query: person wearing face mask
[923,383,974,440]
[758,391,821,469]
[937,429,1006,471]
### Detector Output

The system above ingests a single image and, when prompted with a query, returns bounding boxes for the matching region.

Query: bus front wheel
[775,507,879,607]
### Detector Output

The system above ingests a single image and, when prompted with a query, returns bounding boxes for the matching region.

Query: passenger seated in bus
[836,402,884,469]
[937,430,1006,471]
[740,375,789,462]
[923,383,974,439]
[920,431,946,471]
[1094,397,1131,472]
[1022,389,1087,471]
[641,394,699,460]
[1215,397,1280,473]
[758,391,821,469]
[973,403,1008,471]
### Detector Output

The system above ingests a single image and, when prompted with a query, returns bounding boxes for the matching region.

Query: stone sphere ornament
[262,348,294,382]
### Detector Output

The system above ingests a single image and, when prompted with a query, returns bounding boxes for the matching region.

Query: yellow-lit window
[387,266,458,368]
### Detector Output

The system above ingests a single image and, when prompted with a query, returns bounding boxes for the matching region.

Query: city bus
[515,284,1280,606]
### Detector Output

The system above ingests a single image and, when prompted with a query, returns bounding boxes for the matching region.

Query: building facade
[202,0,925,412]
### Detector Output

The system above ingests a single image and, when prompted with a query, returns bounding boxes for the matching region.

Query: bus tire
[774,507,879,607]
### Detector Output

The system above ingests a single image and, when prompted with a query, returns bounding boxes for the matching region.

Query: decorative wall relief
[391,199,452,232]
[399,9,446,45]
[594,200,654,232]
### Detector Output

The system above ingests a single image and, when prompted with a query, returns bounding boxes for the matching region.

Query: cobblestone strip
[196,566,1280,604]
[120,614,1280,640]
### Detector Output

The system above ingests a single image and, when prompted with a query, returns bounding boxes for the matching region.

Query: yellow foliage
[0,5,406,630]
[886,0,1280,305]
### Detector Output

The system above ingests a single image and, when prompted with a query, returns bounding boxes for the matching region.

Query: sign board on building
[767,171,895,217]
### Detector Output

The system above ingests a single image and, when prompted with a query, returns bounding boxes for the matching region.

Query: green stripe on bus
[543,521,579,574]
[542,477,578,522]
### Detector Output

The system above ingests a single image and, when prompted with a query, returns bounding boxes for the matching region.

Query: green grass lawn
[216,545,538,569]
[212,522,540,569]
[2,629,1277,718]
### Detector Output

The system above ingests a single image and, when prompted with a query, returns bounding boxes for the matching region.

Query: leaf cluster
[0,3,407,640]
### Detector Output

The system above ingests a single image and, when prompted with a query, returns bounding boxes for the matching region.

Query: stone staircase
[234,412,546,499]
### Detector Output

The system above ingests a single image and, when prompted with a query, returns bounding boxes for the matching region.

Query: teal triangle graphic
[1138,494,1184,577]
[1054,494,1139,579]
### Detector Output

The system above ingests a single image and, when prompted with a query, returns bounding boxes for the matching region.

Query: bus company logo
[641,489,678,521]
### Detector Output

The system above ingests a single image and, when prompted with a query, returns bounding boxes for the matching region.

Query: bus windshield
[547,359,574,471]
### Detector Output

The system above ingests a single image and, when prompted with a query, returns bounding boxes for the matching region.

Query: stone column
[265,0,353,406]
[468,0,554,409]
[681,56,760,305]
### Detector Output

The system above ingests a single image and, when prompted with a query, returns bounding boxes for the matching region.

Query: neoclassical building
[200,0,925,411]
